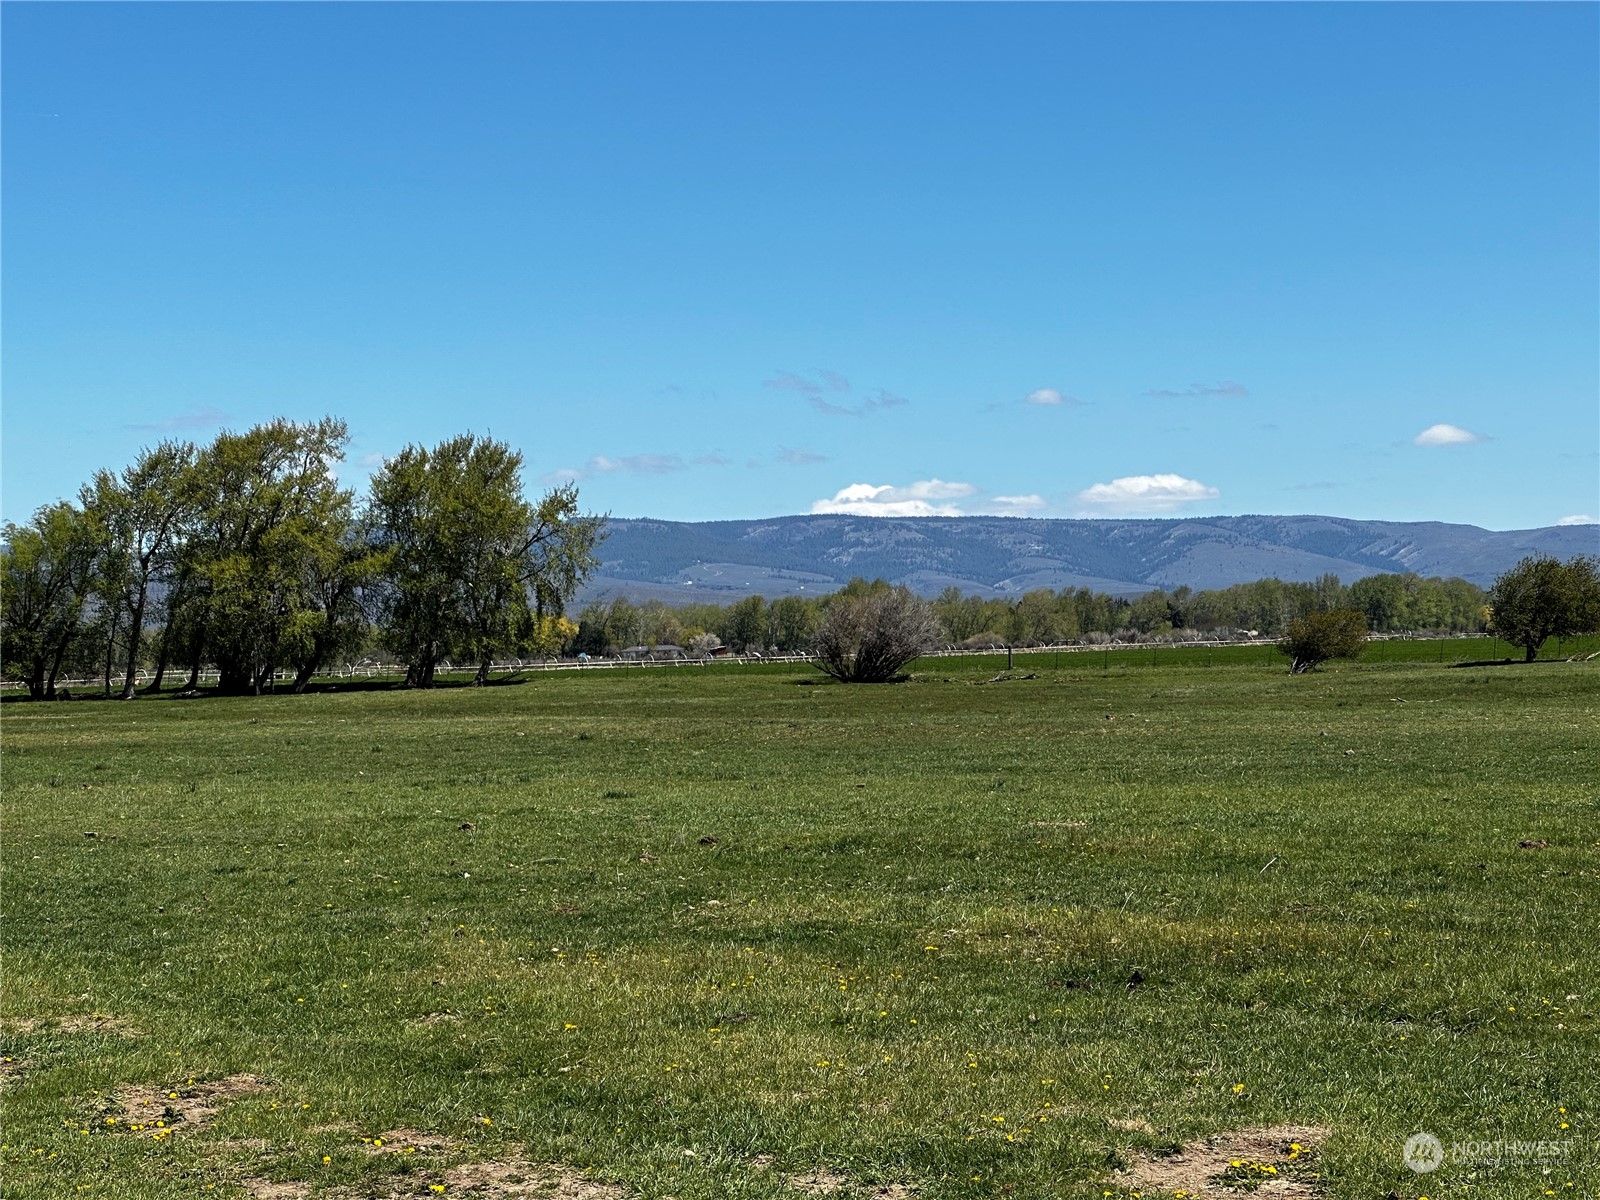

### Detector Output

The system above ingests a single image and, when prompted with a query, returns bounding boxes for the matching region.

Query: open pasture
[1,651,1596,1199]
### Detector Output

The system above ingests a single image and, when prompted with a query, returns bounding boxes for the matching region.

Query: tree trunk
[474,659,491,686]
[120,588,148,699]
[103,610,120,697]
[1525,642,1538,663]
[144,606,176,693]
[45,636,70,699]
[27,660,47,700]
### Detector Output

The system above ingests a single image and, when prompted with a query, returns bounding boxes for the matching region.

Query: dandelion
[322,1156,331,1165]
[1232,1083,1246,1093]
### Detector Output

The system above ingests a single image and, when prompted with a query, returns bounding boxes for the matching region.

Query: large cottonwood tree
[368,435,602,686]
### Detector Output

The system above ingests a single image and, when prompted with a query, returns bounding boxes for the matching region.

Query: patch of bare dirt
[438,1158,629,1197]
[241,1182,312,1200]
[360,1128,456,1155]
[117,1073,269,1134]
[0,1055,28,1087]
[1116,1124,1329,1197]
[1109,1116,1157,1134]
[3,1013,141,1037]
[243,1158,632,1198]
[788,1168,915,1197]
[407,1011,463,1027]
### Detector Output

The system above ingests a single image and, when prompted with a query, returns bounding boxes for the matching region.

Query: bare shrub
[813,588,942,682]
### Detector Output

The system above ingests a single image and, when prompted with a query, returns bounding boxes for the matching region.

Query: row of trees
[569,570,1495,658]
[0,421,601,698]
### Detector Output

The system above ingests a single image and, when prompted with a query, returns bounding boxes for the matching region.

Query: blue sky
[4,3,1597,529]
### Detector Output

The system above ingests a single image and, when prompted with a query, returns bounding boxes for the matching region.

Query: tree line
[1,420,602,698]
[571,569,1494,657]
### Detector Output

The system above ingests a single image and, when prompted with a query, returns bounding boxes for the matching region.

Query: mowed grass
[1,651,1596,1199]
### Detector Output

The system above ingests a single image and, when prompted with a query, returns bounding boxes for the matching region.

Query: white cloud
[1025,388,1070,406]
[1413,423,1482,446]
[811,479,978,517]
[1556,513,1598,526]
[1075,473,1220,514]
[990,493,1048,513]
[809,480,1053,518]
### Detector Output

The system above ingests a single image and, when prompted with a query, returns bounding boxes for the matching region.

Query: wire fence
[9,631,1595,694]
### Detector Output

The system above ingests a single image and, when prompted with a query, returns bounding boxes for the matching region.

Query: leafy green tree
[1277,609,1368,674]
[605,596,642,651]
[639,601,684,649]
[369,435,602,685]
[1,502,106,698]
[1488,554,1600,662]
[767,595,818,651]
[180,419,355,694]
[725,594,768,652]
[573,600,612,656]
[81,441,198,698]
[283,513,388,692]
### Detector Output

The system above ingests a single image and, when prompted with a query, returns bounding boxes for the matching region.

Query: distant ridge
[576,514,1600,603]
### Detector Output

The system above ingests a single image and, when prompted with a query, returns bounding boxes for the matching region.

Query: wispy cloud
[990,493,1048,513]
[1413,423,1482,446]
[1556,513,1598,526]
[764,370,850,396]
[541,450,730,485]
[1024,387,1080,407]
[1146,381,1249,399]
[808,388,909,418]
[766,370,909,417]
[1075,473,1220,514]
[127,406,230,433]
[587,454,687,475]
[776,447,828,465]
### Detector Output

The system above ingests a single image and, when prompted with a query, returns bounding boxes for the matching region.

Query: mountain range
[575,514,1600,603]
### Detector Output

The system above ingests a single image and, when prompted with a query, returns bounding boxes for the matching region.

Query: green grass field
[2,648,1596,1199]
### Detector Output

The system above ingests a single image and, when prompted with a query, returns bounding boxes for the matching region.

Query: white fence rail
[3,631,1506,693]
